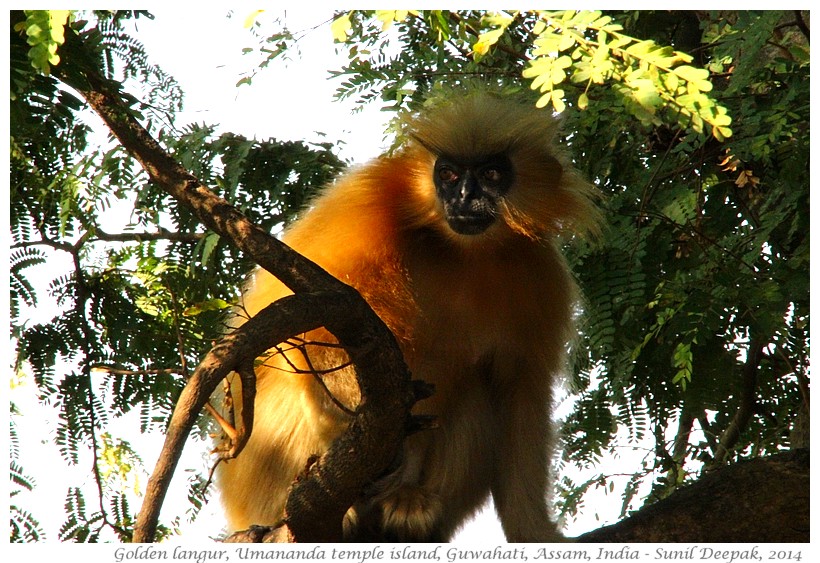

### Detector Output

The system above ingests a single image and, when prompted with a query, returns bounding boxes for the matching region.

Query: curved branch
[133,291,345,541]
[52,25,415,543]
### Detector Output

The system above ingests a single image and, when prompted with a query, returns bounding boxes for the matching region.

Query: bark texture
[577,449,809,543]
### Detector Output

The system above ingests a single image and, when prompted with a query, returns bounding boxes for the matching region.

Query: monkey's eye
[482,167,503,183]
[438,167,460,184]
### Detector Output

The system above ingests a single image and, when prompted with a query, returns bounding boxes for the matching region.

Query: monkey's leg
[361,379,497,542]
[344,431,445,542]
[490,356,562,542]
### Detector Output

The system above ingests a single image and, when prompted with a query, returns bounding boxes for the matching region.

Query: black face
[433,154,514,235]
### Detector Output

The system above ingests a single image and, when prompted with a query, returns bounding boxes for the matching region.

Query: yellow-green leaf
[713,126,733,141]
[243,10,264,29]
[674,65,709,82]
[551,90,566,112]
[330,13,352,42]
[474,28,504,54]
[559,32,576,51]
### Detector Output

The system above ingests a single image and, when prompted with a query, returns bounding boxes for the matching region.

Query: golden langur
[217,91,599,542]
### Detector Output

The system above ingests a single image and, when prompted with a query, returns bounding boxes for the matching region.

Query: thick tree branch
[136,291,403,542]
[51,24,416,543]
[577,449,809,543]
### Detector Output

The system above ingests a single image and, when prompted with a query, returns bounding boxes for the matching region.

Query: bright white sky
[9,6,652,547]
[134,8,392,163]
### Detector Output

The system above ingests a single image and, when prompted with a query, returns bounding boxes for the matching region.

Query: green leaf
[20,10,71,74]
[183,298,232,317]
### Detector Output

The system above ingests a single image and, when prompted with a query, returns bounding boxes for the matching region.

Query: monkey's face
[433,154,514,235]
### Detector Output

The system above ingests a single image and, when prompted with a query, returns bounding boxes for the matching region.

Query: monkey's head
[401,91,600,244]
[432,151,514,236]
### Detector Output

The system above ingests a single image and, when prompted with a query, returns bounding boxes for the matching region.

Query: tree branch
[52,24,416,543]
[712,338,763,466]
[93,229,205,243]
[90,366,178,377]
[577,450,809,543]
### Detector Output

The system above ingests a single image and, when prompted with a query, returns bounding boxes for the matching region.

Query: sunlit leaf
[331,13,353,42]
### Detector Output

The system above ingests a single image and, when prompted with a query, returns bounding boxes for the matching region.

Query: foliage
[328,9,730,141]
[562,11,807,515]
[12,10,72,75]
[9,412,44,542]
[9,8,809,540]
[324,9,810,524]
[520,10,733,140]
[10,10,343,541]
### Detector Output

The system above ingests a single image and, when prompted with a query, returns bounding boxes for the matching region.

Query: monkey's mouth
[445,214,495,235]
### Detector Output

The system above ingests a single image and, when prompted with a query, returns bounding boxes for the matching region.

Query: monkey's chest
[413,268,538,351]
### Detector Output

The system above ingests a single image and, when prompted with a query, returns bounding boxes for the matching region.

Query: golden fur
[217,91,598,541]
